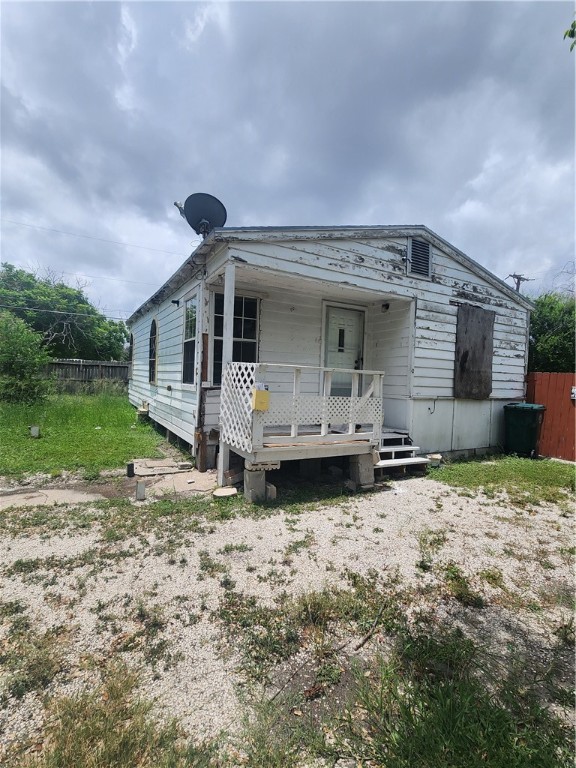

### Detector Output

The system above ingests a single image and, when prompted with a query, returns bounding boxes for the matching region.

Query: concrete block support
[349,454,375,488]
[244,468,267,503]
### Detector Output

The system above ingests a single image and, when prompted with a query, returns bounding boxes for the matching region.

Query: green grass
[0,607,64,702]
[429,455,575,508]
[326,628,573,768]
[11,663,217,768]
[0,394,165,477]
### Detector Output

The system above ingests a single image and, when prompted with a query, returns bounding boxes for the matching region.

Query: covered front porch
[209,260,419,490]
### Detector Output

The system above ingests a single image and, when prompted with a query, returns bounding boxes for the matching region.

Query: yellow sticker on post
[251,385,270,411]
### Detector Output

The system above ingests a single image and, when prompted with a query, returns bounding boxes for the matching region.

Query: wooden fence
[526,372,575,462]
[47,359,129,391]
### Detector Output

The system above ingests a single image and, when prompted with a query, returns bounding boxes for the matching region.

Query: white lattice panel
[220,362,256,452]
[256,395,298,427]
[255,394,381,430]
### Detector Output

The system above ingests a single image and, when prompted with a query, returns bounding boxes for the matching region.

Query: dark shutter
[454,304,494,399]
[409,239,431,277]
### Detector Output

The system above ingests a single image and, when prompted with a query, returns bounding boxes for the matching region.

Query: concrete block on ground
[135,481,146,501]
[349,454,375,487]
[244,468,266,503]
[265,482,277,501]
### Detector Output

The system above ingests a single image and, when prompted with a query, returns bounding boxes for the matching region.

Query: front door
[325,306,365,396]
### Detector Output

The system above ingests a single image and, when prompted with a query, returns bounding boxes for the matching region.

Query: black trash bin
[503,403,546,457]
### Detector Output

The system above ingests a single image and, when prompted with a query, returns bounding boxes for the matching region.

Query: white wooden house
[127,225,532,494]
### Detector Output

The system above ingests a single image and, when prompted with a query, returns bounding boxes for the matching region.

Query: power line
[53,270,157,287]
[0,303,127,322]
[1,218,199,256]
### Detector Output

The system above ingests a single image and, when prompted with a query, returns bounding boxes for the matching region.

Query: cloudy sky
[1,1,574,320]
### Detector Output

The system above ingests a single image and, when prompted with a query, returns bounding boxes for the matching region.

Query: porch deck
[219,362,385,465]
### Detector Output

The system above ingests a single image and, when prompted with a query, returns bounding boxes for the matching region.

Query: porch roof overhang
[206,261,407,306]
[127,224,534,325]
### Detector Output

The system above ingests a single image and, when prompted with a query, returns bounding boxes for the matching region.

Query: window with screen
[182,296,197,384]
[212,293,258,384]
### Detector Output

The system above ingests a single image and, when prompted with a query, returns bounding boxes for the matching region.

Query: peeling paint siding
[130,232,528,451]
[225,237,527,403]
[128,288,200,447]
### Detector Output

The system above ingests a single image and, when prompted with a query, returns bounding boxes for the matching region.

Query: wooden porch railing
[220,362,384,454]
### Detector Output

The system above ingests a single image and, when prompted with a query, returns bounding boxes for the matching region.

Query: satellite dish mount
[174,193,227,238]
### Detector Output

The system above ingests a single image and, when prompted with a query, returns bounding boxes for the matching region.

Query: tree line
[0,263,129,402]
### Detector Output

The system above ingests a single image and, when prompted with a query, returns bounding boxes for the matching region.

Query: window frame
[210,291,260,386]
[148,319,158,384]
[182,294,198,385]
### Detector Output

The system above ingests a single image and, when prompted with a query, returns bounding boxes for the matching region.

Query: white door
[325,306,365,396]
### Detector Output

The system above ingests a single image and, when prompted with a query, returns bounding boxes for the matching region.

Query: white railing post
[291,367,301,438]
[321,370,332,436]
[348,372,360,434]
[218,262,236,486]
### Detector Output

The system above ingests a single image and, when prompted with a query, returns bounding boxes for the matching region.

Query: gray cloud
[1,1,573,317]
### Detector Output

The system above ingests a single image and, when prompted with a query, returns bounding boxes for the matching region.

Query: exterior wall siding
[128,283,201,448]
[129,230,530,456]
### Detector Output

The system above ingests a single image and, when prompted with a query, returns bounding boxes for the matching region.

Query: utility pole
[506,273,534,292]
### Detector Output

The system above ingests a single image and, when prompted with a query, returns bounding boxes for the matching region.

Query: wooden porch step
[380,434,412,447]
[375,457,430,469]
[379,444,420,456]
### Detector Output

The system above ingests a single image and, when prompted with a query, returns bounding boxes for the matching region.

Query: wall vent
[409,238,431,277]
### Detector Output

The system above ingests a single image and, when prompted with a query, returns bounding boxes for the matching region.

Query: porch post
[217,262,236,486]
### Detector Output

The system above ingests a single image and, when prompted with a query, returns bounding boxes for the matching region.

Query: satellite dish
[174,193,227,238]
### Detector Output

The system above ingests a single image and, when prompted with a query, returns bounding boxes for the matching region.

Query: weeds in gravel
[238,694,322,768]
[323,627,573,768]
[198,550,228,579]
[217,570,405,683]
[416,527,447,571]
[441,562,485,607]
[429,455,575,510]
[230,618,574,768]
[284,531,316,557]
[12,663,219,768]
[478,567,506,590]
[0,614,64,702]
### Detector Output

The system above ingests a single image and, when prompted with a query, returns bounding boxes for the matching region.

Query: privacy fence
[526,372,575,462]
[47,359,129,393]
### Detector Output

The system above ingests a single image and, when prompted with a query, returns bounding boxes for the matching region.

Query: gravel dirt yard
[0,464,574,766]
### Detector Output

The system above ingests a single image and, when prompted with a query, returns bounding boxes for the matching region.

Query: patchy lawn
[0,458,574,767]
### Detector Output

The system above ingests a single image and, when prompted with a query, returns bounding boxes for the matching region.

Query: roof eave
[127,224,534,323]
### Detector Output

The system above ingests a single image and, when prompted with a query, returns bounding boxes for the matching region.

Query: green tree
[0,263,128,360]
[528,292,575,372]
[565,16,576,51]
[0,311,52,403]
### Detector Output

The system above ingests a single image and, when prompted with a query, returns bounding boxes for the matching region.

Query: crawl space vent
[409,239,431,277]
